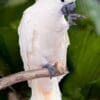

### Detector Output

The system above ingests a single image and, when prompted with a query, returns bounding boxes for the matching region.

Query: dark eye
[61,0,64,2]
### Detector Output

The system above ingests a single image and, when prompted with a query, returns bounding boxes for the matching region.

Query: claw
[68,13,86,26]
[43,64,56,79]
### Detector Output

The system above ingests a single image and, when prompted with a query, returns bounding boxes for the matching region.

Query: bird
[18,0,81,100]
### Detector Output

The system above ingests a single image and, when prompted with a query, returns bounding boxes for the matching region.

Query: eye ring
[61,0,64,2]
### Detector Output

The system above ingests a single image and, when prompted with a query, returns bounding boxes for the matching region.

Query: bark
[0,63,68,90]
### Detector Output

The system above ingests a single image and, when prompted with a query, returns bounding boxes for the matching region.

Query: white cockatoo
[18,0,80,100]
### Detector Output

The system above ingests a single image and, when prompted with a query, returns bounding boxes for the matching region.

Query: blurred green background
[0,0,100,100]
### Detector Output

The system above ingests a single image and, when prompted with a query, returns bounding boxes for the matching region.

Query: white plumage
[18,0,74,100]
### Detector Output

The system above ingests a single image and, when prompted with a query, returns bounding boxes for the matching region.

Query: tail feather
[29,78,61,100]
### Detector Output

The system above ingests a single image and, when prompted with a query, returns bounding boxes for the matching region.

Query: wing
[18,8,36,71]
[18,7,48,72]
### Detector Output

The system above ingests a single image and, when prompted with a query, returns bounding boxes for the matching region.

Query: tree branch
[0,63,68,90]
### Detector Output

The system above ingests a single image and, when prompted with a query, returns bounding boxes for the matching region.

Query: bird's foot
[68,13,86,26]
[43,61,66,79]
[43,64,56,79]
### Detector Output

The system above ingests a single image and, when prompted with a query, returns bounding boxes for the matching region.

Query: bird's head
[35,0,84,26]
[61,0,76,15]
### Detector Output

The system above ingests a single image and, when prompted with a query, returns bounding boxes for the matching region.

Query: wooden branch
[0,63,68,90]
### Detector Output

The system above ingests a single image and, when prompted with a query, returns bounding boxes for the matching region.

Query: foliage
[0,0,100,100]
[78,0,100,35]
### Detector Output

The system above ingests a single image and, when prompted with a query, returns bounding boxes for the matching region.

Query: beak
[61,2,76,16]
[61,2,85,26]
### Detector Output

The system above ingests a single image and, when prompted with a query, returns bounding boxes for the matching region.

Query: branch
[0,63,68,90]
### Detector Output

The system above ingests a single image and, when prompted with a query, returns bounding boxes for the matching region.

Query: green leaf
[0,27,23,73]
[61,19,100,99]
[6,0,27,7]
[0,57,10,76]
[78,0,100,34]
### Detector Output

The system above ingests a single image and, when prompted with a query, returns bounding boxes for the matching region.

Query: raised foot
[68,13,85,26]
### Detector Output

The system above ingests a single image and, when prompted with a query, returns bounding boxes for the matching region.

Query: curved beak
[61,2,76,16]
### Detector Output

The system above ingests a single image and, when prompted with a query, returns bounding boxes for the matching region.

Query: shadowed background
[0,0,100,100]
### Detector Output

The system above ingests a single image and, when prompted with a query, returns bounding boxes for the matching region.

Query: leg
[43,60,67,79]
[43,64,56,79]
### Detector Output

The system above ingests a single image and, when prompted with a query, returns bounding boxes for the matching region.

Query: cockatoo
[18,0,81,100]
